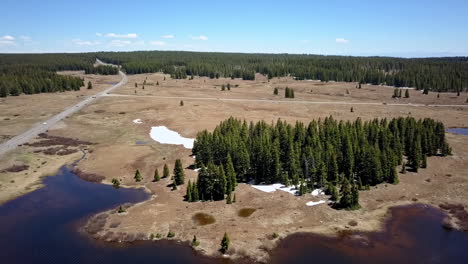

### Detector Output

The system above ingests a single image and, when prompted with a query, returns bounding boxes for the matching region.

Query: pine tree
[186,180,193,202]
[405,89,410,98]
[153,168,160,182]
[180,100,184,106]
[135,82,137,88]
[173,159,185,185]
[221,84,225,91]
[274,87,278,95]
[87,81,92,89]
[156,81,159,85]
[327,182,339,201]
[339,178,353,209]
[213,165,227,200]
[193,183,199,201]
[233,193,236,203]
[220,232,230,254]
[134,169,142,182]
[350,182,360,209]
[411,135,422,172]
[226,192,232,204]
[421,153,427,168]
[227,83,231,90]
[163,164,170,178]
[225,154,237,194]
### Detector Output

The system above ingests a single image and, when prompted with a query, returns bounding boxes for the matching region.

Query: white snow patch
[133,119,143,124]
[306,200,326,206]
[250,183,298,195]
[311,189,325,196]
[194,168,201,172]
[149,126,194,149]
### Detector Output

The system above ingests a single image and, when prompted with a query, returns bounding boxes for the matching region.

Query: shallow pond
[447,127,468,136]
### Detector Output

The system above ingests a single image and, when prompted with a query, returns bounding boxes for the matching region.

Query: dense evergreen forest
[190,116,451,209]
[94,51,467,92]
[84,65,118,75]
[0,53,105,97]
[1,51,466,97]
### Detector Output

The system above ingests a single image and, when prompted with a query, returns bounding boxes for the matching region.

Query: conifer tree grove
[191,116,451,209]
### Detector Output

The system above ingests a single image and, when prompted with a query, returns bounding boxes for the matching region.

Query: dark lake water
[1,167,467,264]
[0,167,220,264]
[447,127,468,136]
[270,204,468,264]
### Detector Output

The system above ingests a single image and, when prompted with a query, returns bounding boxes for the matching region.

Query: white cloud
[1,35,15,41]
[0,35,15,46]
[72,39,100,46]
[162,35,174,39]
[95,32,103,37]
[150,41,166,46]
[19,35,32,42]
[104,33,138,38]
[336,38,349,43]
[109,39,132,47]
[0,40,15,46]
[191,35,208,41]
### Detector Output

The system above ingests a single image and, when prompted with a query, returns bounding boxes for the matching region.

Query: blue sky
[1,0,467,57]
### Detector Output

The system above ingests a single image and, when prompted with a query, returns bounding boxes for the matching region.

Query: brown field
[1,71,467,262]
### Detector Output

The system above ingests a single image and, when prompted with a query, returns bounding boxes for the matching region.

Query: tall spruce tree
[173,159,185,185]
[163,164,170,178]
[153,168,160,182]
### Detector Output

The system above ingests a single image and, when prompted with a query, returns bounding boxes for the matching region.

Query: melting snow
[311,189,325,196]
[306,200,326,206]
[251,183,298,195]
[149,126,194,149]
[133,119,143,124]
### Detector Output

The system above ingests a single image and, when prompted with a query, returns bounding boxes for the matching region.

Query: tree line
[84,65,118,75]
[0,65,84,97]
[0,53,96,97]
[93,51,467,92]
[191,116,451,209]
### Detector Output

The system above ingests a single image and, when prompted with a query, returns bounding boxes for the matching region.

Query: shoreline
[84,201,466,263]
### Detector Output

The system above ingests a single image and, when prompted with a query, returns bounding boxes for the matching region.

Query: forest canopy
[94,51,467,92]
[1,51,467,97]
[190,116,451,209]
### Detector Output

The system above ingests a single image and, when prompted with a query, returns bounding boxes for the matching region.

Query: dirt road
[104,93,468,108]
[0,61,127,157]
